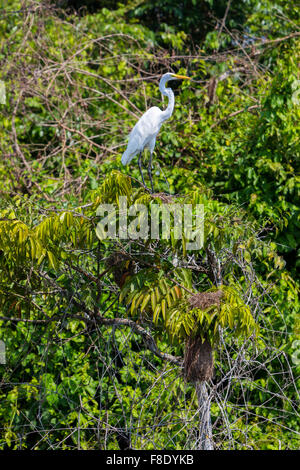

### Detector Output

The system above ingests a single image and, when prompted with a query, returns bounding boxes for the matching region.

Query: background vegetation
[0,0,299,450]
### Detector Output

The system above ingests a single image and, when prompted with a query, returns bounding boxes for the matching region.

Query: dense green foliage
[0,0,299,450]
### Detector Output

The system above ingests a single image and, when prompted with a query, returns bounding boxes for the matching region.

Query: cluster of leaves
[0,172,298,450]
[0,198,93,274]
[121,271,258,343]
[94,173,260,342]
[127,0,252,44]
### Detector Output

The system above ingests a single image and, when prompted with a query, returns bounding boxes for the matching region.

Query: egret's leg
[147,152,154,193]
[138,152,146,187]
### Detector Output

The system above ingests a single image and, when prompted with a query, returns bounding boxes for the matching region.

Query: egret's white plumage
[121,107,161,165]
[121,72,190,190]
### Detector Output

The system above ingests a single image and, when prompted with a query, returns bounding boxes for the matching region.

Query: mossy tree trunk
[184,336,214,450]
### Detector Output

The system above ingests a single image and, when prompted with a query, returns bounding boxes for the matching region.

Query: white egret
[121,72,191,192]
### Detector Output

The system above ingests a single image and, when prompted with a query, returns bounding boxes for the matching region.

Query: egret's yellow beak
[172,74,191,80]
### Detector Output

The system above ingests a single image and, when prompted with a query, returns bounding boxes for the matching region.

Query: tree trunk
[183,335,214,449]
[183,337,214,382]
[195,381,214,450]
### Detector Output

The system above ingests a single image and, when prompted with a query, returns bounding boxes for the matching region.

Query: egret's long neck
[161,87,175,122]
[159,77,175,123]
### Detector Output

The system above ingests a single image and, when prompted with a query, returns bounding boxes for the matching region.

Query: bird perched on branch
[121,72,191,192]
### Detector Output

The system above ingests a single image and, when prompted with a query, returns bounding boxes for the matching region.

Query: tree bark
[195,381,214,450]
[183,336,214,382]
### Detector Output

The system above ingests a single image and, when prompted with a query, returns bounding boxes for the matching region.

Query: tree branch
[211,104,260,128]
[95,315,183,366]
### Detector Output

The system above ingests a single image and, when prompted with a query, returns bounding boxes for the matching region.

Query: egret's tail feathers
[121,150,133,166]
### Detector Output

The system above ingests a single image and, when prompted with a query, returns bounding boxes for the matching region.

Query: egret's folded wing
[121,107,162,165]
[121,125,143,165]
